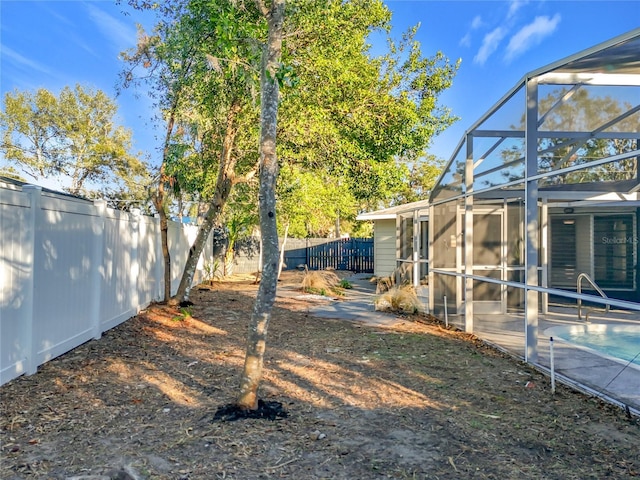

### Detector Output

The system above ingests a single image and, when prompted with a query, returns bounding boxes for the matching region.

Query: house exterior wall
[373,219,396,277]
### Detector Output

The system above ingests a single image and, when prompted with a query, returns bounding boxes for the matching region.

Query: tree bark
[170,101,242,306]
[236,0,285,410]
[153,169,172,303]
[155,106,178,303]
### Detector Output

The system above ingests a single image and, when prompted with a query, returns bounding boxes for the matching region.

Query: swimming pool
[545,324,640,369]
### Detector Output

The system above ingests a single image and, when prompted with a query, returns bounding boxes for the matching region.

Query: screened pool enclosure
[428,28,640,368]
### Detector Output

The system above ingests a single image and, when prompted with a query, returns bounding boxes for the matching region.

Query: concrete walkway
[304,273,410,328]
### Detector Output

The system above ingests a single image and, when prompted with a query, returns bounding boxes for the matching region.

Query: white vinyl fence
[0,185,212,386]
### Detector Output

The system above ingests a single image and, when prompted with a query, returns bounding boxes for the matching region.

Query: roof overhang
[357,199,431,221]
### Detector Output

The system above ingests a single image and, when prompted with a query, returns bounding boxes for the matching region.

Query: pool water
[545,324,640,367]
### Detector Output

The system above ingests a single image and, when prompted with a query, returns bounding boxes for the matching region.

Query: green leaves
[118,0,460,235]
[267,63,298,88]
[0,85,149,198]
[276,0,458,215]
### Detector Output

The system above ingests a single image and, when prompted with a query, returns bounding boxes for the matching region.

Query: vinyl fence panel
[31,192,100,367]
[0,188,34,384]
[100,207,140,331]
[0,185,213,386]
[137,214,162,306]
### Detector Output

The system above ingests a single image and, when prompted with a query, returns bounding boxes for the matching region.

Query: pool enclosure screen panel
[536,84,640,180]
[473,212,501,265]
[399,214,413,261]
[432,201,459,270]
[396,213,414,284]
[419,220,428,282]
[431,200,462,315]
[473,211,503,311]
[396,213,429,286]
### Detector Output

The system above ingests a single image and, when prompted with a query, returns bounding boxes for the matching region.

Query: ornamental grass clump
[300,268,342,296]
[374,285,421,314]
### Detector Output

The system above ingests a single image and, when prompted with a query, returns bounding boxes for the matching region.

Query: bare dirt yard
[1,271,639,480]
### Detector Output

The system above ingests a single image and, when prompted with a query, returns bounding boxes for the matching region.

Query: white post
[413,209,419,289]
[444,295,449,328]
[90,200,106,339]
[550,337,556,394]
[428,204,435,313]
[22,185,41,375]
[541,198,549,315]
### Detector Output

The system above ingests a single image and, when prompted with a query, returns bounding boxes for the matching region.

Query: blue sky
[1,0,639,174]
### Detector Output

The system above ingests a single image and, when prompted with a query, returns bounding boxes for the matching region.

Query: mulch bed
[1,272,639,479]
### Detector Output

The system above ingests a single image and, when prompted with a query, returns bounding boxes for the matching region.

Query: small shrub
[299,268,354,297]
[172,306,193,322]
[203,259,223,284]
[374,285,421,314]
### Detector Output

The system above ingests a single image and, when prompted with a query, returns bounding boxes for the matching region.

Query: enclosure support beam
[525,77,540,363]
[428,204,435,313]
[464,134,474,333]
[413,209,420,289]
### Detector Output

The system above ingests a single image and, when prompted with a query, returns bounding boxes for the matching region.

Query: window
[593,215,636,289]
[550,218,577,287]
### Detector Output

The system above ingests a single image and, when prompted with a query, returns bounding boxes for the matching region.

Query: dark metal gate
[300,238,374,273]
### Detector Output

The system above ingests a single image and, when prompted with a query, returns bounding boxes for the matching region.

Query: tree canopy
[277,3,458,212]
[119,0,459,304]
[122,0,458,239]
[0,84,149,200]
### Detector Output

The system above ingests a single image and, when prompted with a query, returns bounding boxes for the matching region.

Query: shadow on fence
[0,185,212,386]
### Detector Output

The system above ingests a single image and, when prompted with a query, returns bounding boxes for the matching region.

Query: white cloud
[505,14,561,61]
[84,3,137,51]
[474,26,507,65]
[507,0,529,20]
[1,45,52,74]
[460,15,483,48]
[459,33,471,48]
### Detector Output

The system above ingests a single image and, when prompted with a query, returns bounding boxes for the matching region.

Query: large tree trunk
[153,172,172,303]
[155,107,178,303]
[236,0,285,410]
[170,102,242,306]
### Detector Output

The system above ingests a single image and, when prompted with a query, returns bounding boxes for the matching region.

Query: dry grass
[300,268,341,294]
[370,274,395,293]
[374,285,421,314]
